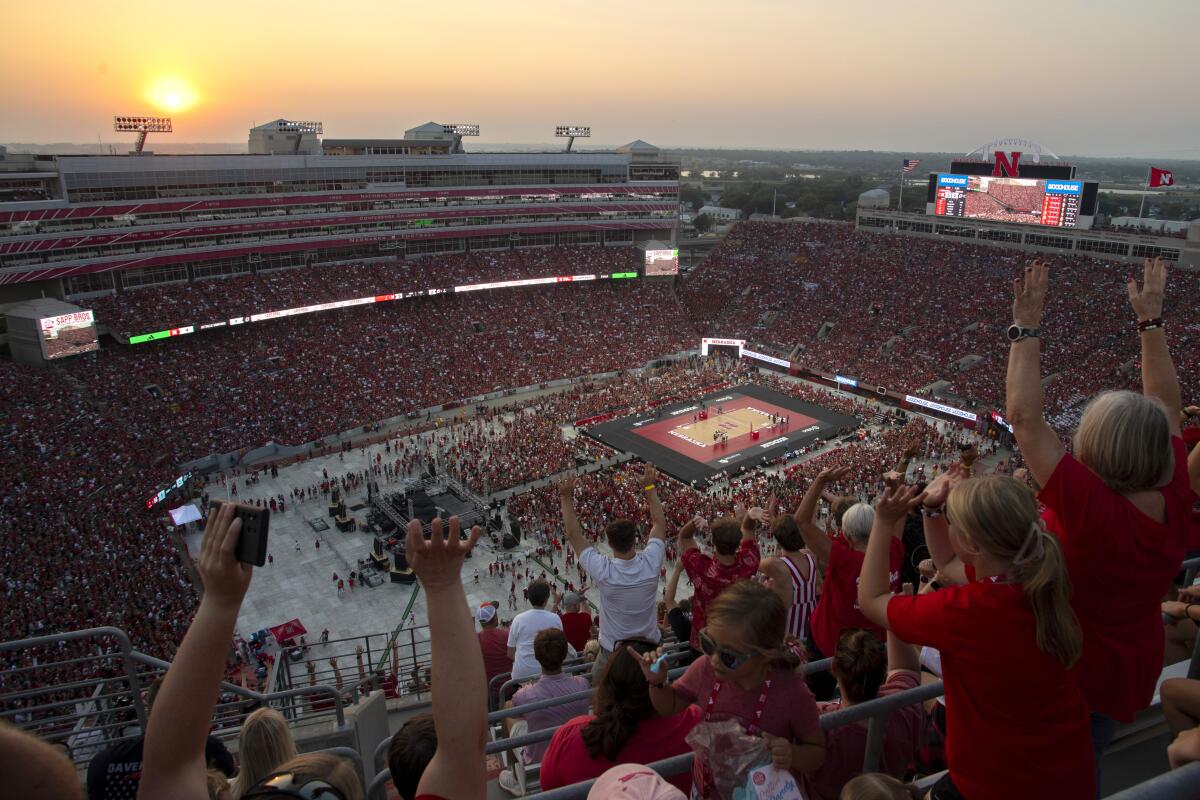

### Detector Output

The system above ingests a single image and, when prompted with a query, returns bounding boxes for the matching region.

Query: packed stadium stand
[2,219,1199,800]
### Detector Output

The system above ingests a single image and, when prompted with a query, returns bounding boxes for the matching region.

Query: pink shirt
[673,656,821,796]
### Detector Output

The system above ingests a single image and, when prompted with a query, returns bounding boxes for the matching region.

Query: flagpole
[1138,167,1148,219]
[898,166,904,212]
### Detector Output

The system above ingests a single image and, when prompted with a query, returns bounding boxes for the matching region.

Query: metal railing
[0,627,348,768]
[1107,762,1200,799]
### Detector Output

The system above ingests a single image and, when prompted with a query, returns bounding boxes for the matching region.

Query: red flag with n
[1148,167,1174,188]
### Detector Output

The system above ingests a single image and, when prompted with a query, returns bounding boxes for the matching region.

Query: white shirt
[506,608,563,680]
[580,538,665,650]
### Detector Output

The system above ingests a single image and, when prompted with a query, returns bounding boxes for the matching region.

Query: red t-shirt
[559,611,592,653]
[804,671,925,800]
[887,582,1094,800]
[682,539,761,648]
[673,656,821,796]
[539,706,702,793]
[810,535,904,657]
[478,627,513,700]
[1040,436,1197,722]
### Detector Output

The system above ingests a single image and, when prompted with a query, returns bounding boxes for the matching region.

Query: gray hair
[1074,390,1174,493]
[842,502,875,544]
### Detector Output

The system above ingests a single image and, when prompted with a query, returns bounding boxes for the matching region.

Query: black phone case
[210,500,270,566]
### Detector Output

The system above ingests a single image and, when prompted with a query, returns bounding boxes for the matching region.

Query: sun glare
[146,76,199,113]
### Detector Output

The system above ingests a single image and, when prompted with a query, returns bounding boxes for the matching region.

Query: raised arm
[1130,257,1182,437]
[678,516,701,554]
[664,559,686,612]
[919,464,968,586]
[858,485,924,628]
[794,467,849,570]
[410,516,486,800]
[557,475,589,558]
[1005,260,1066,488]
[742,507,764,542]
[138,503,252,800]
[642,463,667,542]
[886,584,922,678]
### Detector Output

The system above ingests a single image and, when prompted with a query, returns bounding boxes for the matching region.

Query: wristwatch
[1006,324,1041,343]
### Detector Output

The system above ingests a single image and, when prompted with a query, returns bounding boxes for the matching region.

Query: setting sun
[145,75,198,113]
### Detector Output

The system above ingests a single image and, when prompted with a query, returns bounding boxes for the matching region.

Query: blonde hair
[231,708,299,799]
[259,753,363,800]
[705,581,802,670]
[1075,390,1174,492]
[947,476,1082,666]
[840,773,920,800]
[207,769,232,800]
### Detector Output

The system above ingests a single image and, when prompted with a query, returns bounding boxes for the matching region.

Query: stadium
[1,115,1199,800]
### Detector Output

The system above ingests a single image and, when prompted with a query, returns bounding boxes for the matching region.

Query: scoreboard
[934,174,968,217]
[1039,180,1083,227]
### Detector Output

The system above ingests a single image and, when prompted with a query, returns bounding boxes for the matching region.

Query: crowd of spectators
[88,247,643,337]
[679,221,1200,424]
[3,233,1199,798]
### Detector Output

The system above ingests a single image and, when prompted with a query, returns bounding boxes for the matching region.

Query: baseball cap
[587,765,685,799]
[476,604,497,624]
[563,591,584,607]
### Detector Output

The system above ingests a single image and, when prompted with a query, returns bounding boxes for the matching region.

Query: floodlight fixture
[113,115,173,153]
[276,120,324,134]
[555,125,591,152]
[442,123,480,153]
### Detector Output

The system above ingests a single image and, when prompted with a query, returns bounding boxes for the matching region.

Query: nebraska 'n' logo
[993,151,1022,177]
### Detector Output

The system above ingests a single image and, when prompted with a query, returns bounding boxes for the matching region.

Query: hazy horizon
[3,0,1198,159]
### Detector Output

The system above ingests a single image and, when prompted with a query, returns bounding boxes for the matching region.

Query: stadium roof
[616,139,659,154]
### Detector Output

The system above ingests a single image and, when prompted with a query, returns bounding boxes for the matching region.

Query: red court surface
[633,395,818,465]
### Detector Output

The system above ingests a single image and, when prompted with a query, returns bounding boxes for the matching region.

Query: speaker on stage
[394,552,409,571]
[510,520,522,540]
[373,538,384,557]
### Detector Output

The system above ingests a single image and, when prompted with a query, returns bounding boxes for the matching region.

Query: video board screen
[644,248,679,276]
[934,174,1083,228]
[39,310,99,359]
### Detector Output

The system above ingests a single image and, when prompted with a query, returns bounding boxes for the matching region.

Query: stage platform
[581,384,859,485]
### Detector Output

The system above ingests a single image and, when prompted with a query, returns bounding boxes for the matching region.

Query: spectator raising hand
[138,502,252,800]
[405,516,486,800]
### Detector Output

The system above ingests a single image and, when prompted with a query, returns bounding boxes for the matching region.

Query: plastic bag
[685,719,806,800]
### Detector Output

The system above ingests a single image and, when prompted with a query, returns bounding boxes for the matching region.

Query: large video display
[934,174,1083,228]
[39,310,99,359]
[644,248,679,276]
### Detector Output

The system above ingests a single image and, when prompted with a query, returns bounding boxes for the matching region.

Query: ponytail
[946,476,1084,667]
[1016,529,1083,667]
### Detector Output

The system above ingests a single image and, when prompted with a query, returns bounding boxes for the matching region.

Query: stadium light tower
[555,125,591,153]
[275,120,324,152]
[113,116,173,154]
[442,123,480,154]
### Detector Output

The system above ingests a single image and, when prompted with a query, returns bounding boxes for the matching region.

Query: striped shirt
[781,551,819,641]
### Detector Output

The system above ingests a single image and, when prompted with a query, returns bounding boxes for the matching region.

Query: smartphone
[210,500,270,566]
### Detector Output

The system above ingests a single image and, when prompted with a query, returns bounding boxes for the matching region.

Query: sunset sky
[2,0,1197,156]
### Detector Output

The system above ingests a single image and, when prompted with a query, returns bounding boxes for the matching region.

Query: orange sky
[2,0,1197,156]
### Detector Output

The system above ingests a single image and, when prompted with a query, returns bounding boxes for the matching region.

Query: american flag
[901,159,921,173]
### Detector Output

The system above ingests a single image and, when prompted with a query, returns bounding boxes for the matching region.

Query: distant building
[858,188,890,209]
[697,205,742,221]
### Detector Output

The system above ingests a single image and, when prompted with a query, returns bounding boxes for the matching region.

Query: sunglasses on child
[698,629,759,671]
